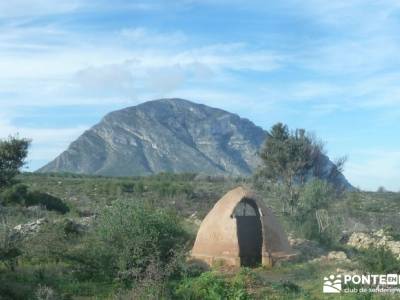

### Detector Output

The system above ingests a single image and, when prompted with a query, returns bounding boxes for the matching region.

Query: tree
[259,123,323,214]
[0,136,30,190]
[296,180,339,245]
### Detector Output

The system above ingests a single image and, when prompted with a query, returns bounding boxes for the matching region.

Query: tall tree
[259,123,323,214]
[0,136,30,190]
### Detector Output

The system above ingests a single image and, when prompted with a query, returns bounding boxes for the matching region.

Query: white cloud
[74,63,136,99]
[0,0,399,189]
[0,22,283,109]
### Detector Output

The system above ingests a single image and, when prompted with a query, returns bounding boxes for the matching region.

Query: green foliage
[271,280,301,295]
[260,123,319,183]
[25,191,69,214]
[259,123,322,214]
[298,179,334,213]
[72,199,188,284]
[174,271,250,300]
[355,246,400,273]
[0,136,30,190]
[294,180,340,246]
[382,225,400,241]
[0,183,28,206]
[0,219,22,271]
[0,184,69,214]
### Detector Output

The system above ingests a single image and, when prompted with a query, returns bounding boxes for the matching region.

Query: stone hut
[191,187,295,267]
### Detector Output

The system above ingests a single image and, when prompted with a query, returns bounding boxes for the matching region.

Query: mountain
[38,98,267,176]
[38,98,352,188]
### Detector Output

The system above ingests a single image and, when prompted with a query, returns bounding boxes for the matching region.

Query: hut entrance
[233,198,262,267]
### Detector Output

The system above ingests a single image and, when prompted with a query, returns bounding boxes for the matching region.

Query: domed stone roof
[191,186,295,267]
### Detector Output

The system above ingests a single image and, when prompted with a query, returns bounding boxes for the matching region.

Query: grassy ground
[0,172,399,299]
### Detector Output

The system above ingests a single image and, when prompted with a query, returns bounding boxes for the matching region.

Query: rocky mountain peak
[38,98,267,176]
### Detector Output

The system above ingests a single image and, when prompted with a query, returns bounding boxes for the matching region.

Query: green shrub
[271,280,301,295]
[355,246,400,273]
[174,271,250,300]
[25,191,69,214]
[0,185,69,214]
[71,200,188,284]
[294,180,340,247]
[0,184,28,206]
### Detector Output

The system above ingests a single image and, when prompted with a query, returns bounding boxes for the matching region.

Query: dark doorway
[233,198,262,267]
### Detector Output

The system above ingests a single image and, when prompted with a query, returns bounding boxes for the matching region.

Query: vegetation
[355,246,400,274]
[295,179,340,246]
[0,184,69,214]
[258,123,346,216]
[259,123,322,214]
[0,170,397,299]
[0,136,30,189]
[175,271,250,299]
[0,135,399,299]
[72,199,188,285]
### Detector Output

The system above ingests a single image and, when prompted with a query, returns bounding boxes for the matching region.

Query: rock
[375,229,387,238]
[60,216,95,235]
[310,251,350,263]
[79,216,95,226]
[12,217,95,239]
[63,219,86,235]
[12,218,48,238]
[327,251,349,261]
[288,236,325,260]
[348,232,376,249]
[347,230,400,259]
[38,99,267,177]
[188,212,202,226]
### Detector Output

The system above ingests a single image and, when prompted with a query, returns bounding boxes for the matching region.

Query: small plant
[355,246,400,273]
[35,285,57,300]
[272,280,301,294]
[174,271,250,300]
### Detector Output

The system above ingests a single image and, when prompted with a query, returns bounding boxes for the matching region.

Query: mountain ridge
[38,98,352,189]
[38,98,267,176]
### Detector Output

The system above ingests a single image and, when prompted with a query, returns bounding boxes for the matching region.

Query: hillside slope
[38,98,353,189]
[38,98,267,176]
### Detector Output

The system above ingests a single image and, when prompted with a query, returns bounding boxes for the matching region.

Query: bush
[25,191,69,214]
[294,180,340,247]
[72,200,188,284]
[0,184,28,206]
[355,246,400,273]
[271,280,301,295]
[174,271,250,300]
[0,185,69,214]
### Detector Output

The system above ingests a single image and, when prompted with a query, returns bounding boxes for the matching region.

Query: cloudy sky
[1,0,399,191]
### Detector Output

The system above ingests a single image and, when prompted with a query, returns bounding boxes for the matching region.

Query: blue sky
[1,0,399,191]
